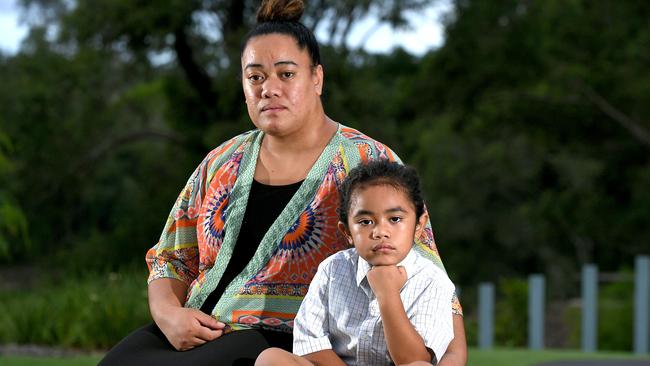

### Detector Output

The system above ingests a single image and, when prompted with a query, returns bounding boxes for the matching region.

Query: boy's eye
[358,219,373,226]
[389,217,402,223]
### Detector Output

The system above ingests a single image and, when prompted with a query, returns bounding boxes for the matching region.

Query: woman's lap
[99,323,293,366]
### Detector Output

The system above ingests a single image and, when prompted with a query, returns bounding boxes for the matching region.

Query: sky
[0,0,28,54]
[0,0,451,56]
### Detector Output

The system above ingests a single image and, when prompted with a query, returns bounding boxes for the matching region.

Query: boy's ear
[337,221,353,245]
[414,212,429,238]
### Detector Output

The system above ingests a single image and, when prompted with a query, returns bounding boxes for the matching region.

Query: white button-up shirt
[293,248,455,365]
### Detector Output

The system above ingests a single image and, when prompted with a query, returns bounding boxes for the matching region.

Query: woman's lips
[261,105,286,113]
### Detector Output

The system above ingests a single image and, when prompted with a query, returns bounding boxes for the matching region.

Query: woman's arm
[148,278,225,351]
[438,314,467,366]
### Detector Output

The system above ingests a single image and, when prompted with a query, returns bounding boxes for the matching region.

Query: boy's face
[339,184,427,266]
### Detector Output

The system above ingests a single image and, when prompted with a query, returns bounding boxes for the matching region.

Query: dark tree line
[1,0,648,294]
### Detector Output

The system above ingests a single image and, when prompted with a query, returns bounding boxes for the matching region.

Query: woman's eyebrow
[244,63,263,70]
[275,60,298,67]
[244,60,299,70]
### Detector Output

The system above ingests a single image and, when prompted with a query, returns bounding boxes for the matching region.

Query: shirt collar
[355,247,420,287]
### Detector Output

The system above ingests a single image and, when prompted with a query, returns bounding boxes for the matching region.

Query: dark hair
[241,0,321,67]
[339,160,426,226]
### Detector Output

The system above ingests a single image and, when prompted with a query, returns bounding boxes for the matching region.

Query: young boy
[256,160,455,366]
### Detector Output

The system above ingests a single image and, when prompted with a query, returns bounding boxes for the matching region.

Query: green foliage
[597,278,634,351]
[394,0,650,292]
[0,268,150,349]
[0,130,29,260]
[1,0,647,326]
[566,276,634,352]
[494,278,528,347]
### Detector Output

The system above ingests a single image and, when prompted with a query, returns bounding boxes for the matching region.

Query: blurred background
[0,0,649,356]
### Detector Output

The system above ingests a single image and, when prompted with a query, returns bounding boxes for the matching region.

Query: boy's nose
[372,223,390,239]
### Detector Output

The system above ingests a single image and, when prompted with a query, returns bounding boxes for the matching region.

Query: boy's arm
[368,265,432,364]
[378,293,432,363]
[303,350,347,366]
[293,259,340,359]
[438,315,467,366]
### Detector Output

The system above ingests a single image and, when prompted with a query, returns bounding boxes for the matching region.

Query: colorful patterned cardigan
[146,124,462,333]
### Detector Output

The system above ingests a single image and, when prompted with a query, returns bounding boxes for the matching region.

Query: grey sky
[0,0,450,55]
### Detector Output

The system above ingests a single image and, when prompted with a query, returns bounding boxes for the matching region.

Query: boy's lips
[372,243,395,252]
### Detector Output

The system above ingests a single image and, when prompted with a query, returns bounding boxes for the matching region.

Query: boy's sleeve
[410,272,455,363]
[293,261,333,356]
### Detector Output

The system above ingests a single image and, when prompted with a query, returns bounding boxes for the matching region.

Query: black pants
[99,323,293,366]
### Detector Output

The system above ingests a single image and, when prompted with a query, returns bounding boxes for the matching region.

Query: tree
[0,125,29,260]
[3,0,442,268]
[399,0,650,289]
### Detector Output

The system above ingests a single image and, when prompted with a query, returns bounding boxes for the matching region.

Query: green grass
[1,348,648,366]
[470,348,650,366]
[0,355,102,366]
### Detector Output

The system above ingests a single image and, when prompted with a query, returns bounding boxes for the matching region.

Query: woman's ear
[313,64,324,96]
[337,221,353,245]
[414,212,429,238]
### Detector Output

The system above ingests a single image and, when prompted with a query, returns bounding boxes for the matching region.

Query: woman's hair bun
[256,0,304,23]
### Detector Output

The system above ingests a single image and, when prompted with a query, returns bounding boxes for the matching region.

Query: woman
[100,0,466,365]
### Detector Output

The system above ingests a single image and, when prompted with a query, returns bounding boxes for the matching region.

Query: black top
[200,179,303,314]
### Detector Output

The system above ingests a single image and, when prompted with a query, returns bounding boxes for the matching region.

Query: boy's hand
[367,265,407,300]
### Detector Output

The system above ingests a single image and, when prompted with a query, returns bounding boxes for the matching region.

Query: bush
[565,272,634,351]
[0,267,150,350]
[494,278,528,347]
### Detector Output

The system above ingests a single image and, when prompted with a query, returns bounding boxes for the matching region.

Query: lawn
[0,355,102,366]
[1,348,648,366]
[470,348,650,365]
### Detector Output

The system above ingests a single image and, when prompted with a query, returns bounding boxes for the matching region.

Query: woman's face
[241,33,323,138]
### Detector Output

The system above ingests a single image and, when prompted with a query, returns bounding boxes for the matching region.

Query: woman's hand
[148,277,225,351]
[157,305,226,351]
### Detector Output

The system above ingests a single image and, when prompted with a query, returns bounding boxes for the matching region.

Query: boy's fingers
[398,266,408,282]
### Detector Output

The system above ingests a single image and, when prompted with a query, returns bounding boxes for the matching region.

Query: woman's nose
[261,77,281,98]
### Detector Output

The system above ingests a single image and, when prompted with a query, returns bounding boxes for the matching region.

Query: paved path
[537,361,650,366]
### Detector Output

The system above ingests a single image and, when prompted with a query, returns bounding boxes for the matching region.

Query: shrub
[0,267,150,350]
[494,278,528,347]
